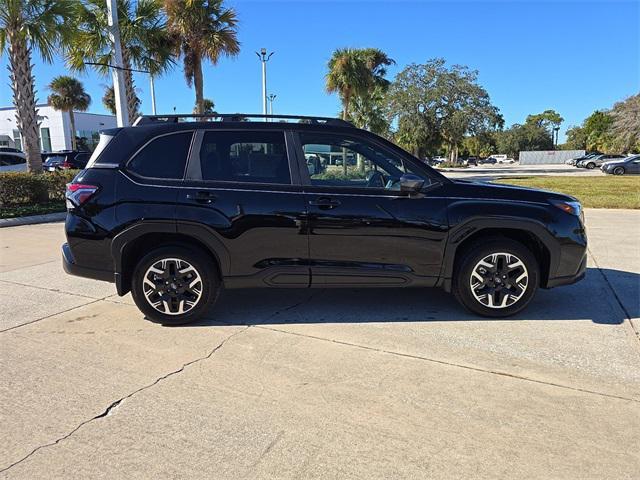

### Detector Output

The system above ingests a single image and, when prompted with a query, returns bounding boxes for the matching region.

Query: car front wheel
[131,246,220,325]
[453,239,539,317]
[613,166,625,175]
[586,162,596,169]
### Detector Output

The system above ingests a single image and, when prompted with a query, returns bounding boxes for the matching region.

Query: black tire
[586,162,596,169]
[613,166,625,175]
[452,238,539,317]
[131,245,220,325]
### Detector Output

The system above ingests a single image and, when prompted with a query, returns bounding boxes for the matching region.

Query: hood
[451,179,577,203]
[602,159,626,167]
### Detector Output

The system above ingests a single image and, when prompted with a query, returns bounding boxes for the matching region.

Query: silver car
[601,154,640,175]
[577,153,626,169]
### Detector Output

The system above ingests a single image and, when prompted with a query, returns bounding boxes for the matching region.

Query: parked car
[62,113,587,324]
[0,151,27,172]
[465,157,478,166]
[601,154,640,175]
[42,151,91,171]
[566,153,596,166]
[477,157,497,164]
[577,154,626,169]
[0,147,24,154]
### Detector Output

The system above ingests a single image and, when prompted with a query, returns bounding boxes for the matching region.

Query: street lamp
[553,126,560,149]
[255,48,274,115]
[267,93,277,115]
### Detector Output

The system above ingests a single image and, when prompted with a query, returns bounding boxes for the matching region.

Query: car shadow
[187,267,639,327]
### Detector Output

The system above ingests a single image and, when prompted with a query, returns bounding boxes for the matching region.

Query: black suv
[63,114,587,324]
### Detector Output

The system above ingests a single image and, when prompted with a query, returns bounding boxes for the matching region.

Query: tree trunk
[121,50,139,124]
[69,109,77,150]
[7,32,42,173]
[194,58,204,115]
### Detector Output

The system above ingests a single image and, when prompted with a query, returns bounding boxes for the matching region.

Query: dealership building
[0,104,116,152]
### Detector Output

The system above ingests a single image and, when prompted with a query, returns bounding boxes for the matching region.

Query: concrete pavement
[1,210,639,479]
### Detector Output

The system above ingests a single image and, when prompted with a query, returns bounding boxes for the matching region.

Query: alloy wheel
[613,167,624,175]
[142,258,203,315]
[469,252,528,309]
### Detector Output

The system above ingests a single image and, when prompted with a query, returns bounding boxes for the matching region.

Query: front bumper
[62,243,114,283]
[545,252,587,288]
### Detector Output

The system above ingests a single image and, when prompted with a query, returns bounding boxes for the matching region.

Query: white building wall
[519,150,586,165]
[0,104,116,152]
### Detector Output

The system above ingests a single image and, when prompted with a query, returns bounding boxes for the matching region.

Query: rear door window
[127,132,193,179]
[199,131,290,185]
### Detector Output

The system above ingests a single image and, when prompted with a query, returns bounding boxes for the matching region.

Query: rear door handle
[186,191,217,204]
[308,197,341,209]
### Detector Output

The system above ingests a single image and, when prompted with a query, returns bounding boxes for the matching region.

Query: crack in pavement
[0,298,107,334]
[0,326,250,474]
[587,245,640,347]
[265,289,325,321]
[0,278,106,301]
[253,325,640,404]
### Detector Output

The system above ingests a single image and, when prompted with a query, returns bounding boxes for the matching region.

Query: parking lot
[1,209,639,478]
[441,163,607,181]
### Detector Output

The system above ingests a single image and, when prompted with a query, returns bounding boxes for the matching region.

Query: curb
[0,212,66,228]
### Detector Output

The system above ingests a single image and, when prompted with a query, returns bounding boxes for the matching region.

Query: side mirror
[399,173,425,193]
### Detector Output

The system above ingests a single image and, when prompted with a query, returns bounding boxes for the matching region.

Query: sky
[1,0,639,141]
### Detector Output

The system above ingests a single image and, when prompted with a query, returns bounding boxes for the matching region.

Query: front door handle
[186,191,217,204]
[308,197,341,209]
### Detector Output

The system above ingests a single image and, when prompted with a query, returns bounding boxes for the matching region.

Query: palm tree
[193,98,215,115]
[48,76,91,151]
[0,0,75,172]
[68,0,173,124]
[165,0,240,114]
[326,48,394,172]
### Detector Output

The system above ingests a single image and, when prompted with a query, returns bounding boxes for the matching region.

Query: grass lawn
[495,176,640,209]
[0,202,66,219]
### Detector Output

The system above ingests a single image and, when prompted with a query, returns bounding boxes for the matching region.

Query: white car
[0,151,27,172]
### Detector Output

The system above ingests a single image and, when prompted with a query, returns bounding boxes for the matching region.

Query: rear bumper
[62,243,114,283]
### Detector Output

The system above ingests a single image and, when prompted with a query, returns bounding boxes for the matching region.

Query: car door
[294,130,449,287]
[176,128,309,288]
[629,156,640,173]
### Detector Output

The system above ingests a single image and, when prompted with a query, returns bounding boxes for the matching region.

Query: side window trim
[292,130,439,193]
[125,130,195,181]
[186,128,298,187]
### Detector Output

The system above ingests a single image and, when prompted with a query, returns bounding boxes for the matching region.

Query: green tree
[494,121,553,159]
[0,0,75,172]
[102,84,141,117]
[165,0,240,115]
[526,109,563,142]
[583,111,613,152]
[563,125,587,150]
[326,47,394,171]
[68,0,174,124]
[193,98,215,115]
[47,76,91,151]
[387,58,502,162]
[609,94,640,152]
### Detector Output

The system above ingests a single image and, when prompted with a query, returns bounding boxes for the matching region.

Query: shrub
[0,170,79,206]
[437,161,469,169]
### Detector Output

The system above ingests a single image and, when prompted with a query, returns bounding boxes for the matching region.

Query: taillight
[61,160,73,169]
[66,183,99,209]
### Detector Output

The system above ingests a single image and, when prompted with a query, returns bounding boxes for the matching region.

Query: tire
[452,238,539,317]
[613,166,625,175]
[131,245,220,325]
[586,162,596,169]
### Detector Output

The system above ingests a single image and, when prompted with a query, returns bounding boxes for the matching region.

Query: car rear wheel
[586,162,596,169]
[453,239,539,317]
[613,166,625,175]
[131,246,220,325]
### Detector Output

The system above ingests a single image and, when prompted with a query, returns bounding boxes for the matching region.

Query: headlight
[551,200,582,216]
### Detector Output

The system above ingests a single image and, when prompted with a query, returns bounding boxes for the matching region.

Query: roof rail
[132,113,354,127]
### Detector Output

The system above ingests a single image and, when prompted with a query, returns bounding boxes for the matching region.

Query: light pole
[255,48,274,115]
[150,76,157,115]
[267,93,277,115]
[106,0,128,127]
[553,126,560,149]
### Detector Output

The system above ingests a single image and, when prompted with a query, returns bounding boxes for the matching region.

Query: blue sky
[1,0,638,140]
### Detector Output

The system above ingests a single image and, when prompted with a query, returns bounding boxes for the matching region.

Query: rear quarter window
[127,131,193,179]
